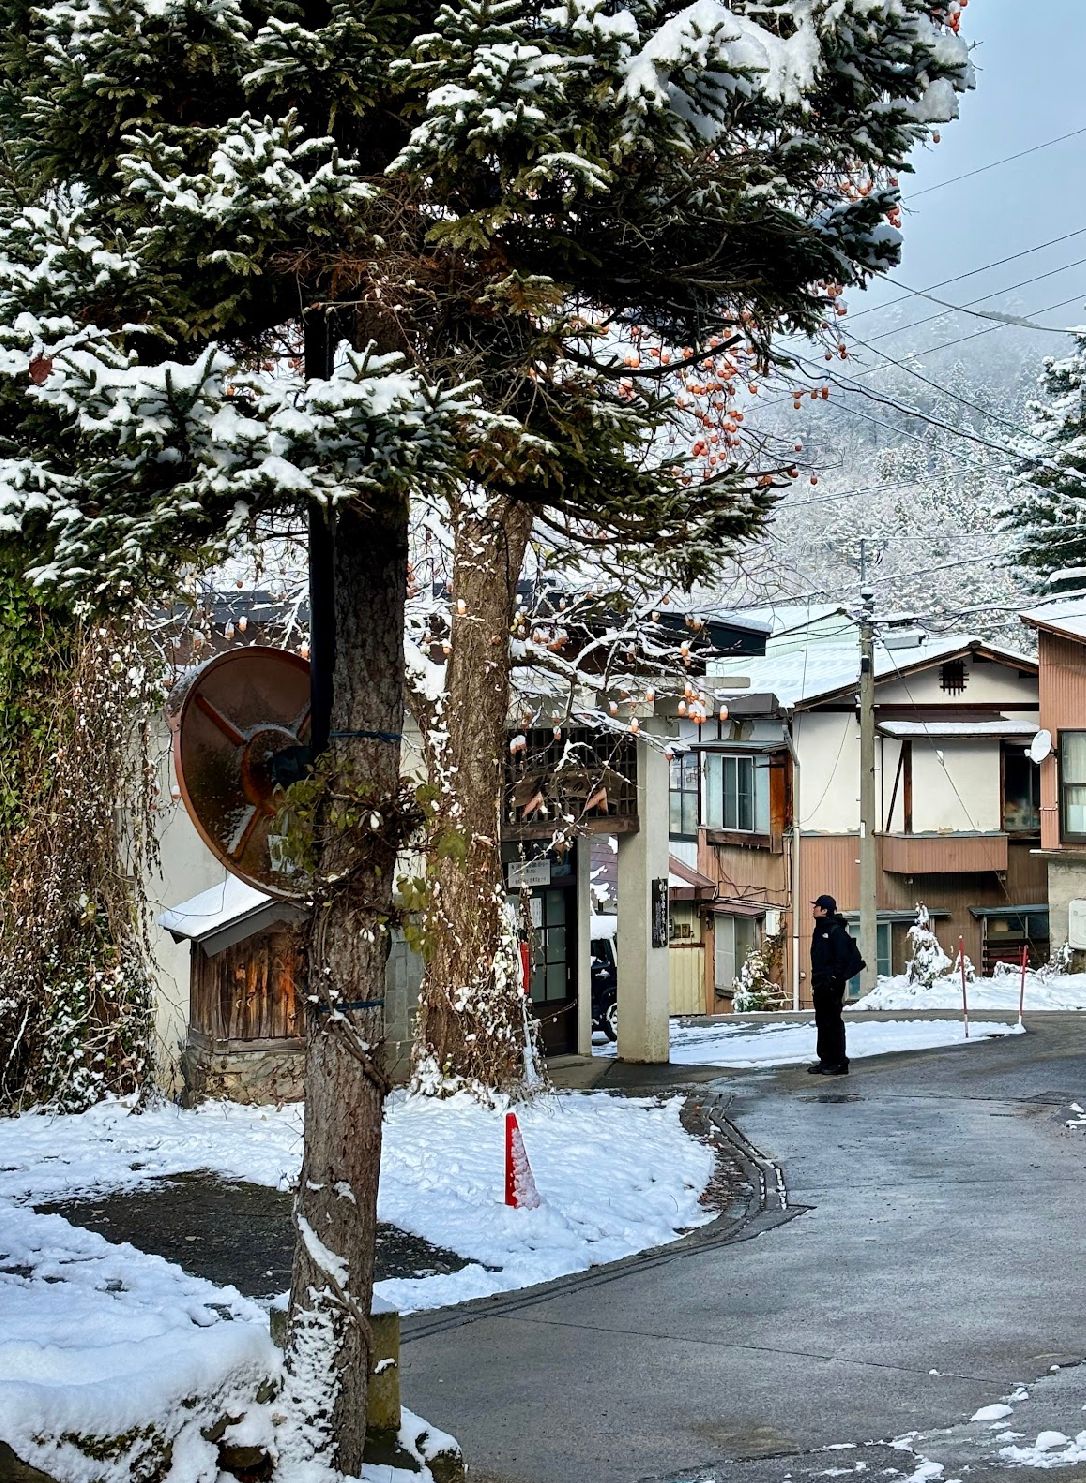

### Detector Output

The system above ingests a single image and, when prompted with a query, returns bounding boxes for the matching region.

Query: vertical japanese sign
[651,877,669,949]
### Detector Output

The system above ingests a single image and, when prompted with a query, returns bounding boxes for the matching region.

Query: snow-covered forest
[706,310,1073,641]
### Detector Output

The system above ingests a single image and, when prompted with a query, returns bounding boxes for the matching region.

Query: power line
[883,282,1082,336]
[907,125,1086,200]
[757,286,1081,426]
[848,225,1086,324]
[914,292,1084,359]
[793,351,1028,459]
[839,328,1045,445]
[864,253,1086,345]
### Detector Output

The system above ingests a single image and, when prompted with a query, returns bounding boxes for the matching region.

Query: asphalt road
[400,1014,1086,1483]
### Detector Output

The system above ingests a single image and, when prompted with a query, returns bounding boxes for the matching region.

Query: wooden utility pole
[858,580,878,993]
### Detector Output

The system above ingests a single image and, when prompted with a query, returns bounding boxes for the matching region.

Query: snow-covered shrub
[905,905,951,987]
[905,904,974,988]
[732,929,786,1013]
[1038,942,1074,980]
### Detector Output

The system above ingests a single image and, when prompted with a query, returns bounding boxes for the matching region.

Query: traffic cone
[504,1111,541,1209]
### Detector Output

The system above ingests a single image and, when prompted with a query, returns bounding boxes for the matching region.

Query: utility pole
[858,578,878,994]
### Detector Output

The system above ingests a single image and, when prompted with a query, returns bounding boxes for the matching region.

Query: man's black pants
[813,980,848,1068]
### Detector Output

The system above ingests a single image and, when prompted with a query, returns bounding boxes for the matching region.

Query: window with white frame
[669,751,699,838]
[704,752,771,834]
[715,913,760,993]
[1060,731,1086,842]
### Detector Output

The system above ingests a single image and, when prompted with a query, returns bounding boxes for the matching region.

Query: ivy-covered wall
[0,569,158,1112]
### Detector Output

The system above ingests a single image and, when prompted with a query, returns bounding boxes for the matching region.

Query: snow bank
[851,969,1086,1013]
[0,1089,713,1477]
[0,1090,714,1312]
[0,1201,274,1482]
[598,1016,1024,1067]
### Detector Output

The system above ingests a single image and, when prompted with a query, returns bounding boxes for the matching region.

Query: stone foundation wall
[180,1043,304,1106]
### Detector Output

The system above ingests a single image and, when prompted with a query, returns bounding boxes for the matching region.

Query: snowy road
[399,1014,1086,1483]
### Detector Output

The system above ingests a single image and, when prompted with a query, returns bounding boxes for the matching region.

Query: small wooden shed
[159,877,307,1104]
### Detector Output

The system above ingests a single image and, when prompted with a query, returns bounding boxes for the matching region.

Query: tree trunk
[282,497,407,1476]
[412,498,538,1097]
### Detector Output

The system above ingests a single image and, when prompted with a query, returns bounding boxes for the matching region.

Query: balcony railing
[879,832,1009,876]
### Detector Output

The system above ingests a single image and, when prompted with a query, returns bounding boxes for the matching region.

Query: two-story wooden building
[1021,598,1086,961]
[666,607,1047,1007]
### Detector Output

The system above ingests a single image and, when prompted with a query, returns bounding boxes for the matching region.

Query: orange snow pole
[1019,943,1029,1027]
[959,935,969,1038]
[519,939,531,996]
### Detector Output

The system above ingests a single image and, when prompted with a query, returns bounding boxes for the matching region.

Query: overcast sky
[858,0,1086,338]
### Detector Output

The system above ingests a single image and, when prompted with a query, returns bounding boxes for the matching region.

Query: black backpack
[839,930,866,982]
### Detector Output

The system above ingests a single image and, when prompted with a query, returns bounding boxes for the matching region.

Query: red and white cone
[504,1111,541,1209]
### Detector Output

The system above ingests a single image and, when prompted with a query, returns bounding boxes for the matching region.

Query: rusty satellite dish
[169,647,312,900]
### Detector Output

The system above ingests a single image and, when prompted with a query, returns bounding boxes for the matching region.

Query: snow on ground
[0,1201,275,1483]
[376,1090,713,1309]
[596,1016,1024,1066]
[0,1089,714,1311]
[852,967,1086,1012]
[0,1089,712,1478]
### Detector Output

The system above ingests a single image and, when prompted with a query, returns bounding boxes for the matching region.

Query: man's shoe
[806,1062,825,1074]
[818,1063,849,1076]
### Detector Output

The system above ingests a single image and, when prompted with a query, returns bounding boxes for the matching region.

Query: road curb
[402,1091,800,1343]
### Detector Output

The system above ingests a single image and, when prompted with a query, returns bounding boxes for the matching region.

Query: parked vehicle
[590,918,618,1041]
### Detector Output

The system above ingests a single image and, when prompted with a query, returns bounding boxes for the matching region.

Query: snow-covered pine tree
[0,0,971,1462]
[0,6,488,1470]
[1010,329,1086,595]
[393,0,973,1095]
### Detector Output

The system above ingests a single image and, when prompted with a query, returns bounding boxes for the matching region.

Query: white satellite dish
[1028,729,1053,764]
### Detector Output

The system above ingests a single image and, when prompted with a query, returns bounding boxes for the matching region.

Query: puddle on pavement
[40,1170,472,1299]
[809,1093,862,1104]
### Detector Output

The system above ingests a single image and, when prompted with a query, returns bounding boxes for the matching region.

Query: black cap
[812,894,837,913]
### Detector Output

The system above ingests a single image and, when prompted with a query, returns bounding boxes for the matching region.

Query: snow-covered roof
[1021,595,1086,643]
[709,603,843,638]
[878,719,1036,739]
[708,633,1036,712]
[157,875,304,952]
[668,855,716,899]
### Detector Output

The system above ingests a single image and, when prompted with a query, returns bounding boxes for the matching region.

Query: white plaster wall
[909,740,1002,832]
[1047,856,1086,950]
[793,711,861,833]
[879,736,905,832]
[876,655,1037,709]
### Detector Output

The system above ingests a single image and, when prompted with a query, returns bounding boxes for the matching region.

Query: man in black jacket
[809,894,853,1076]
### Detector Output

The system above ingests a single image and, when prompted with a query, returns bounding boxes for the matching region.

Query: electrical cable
[905,125,1086,201]
[839,328,1059,445]
[864,253,1086,345]
[848,225,1086,324]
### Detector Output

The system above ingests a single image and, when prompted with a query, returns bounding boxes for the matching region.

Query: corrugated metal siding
[881,833,1008,876]
[1037,632,1086,849]
[795,835,1045,1003]
[668,904,706,1014]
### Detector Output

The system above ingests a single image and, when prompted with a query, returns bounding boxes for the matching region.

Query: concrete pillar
[576,836,594,1056]
[616,733,670,1063]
